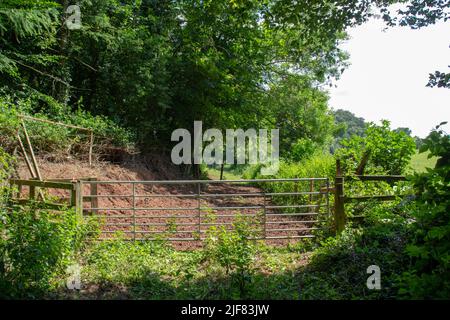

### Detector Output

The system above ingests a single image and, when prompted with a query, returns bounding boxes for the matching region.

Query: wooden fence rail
[333,160,407,234]
[9,178,98,215]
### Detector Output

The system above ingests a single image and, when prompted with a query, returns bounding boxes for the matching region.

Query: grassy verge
[58,241,312,300]
[52,201,411,300]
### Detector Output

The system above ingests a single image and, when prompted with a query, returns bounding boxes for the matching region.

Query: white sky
[328,17,450,138]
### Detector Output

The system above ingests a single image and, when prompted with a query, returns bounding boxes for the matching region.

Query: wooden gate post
[334,160,346,234]
[75,181,84,218]
[89,178,98,214]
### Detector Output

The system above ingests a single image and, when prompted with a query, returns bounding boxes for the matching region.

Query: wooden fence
[9,178,98,216]
[334,160,407,233]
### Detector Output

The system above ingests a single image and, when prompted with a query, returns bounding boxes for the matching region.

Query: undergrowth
[0,95,134,156]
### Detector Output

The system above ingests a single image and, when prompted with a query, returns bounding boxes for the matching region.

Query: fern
[0,52,18,77]
[0,8,58,38]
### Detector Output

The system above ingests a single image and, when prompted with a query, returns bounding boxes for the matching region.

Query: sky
[328,17,450,138]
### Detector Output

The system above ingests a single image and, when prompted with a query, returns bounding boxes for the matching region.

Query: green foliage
[0,146,14,206]
[381,0,450,88]
[290,139,318,162]
[409,150,439,173]
[0,145,97,298]
[336,120,416,175]
[0,0,59,86]
[264,75,335,161]
[69,239,307,300]
[82,240,178,294]
[0,95,133,156]
[331,109,367,151]
[398,123,450,299]
[0,205,95,298]
[298,211,411,299]
[1,0,398,151]
[245,152,336,181]
[206,164,247,180]
[0,146,13,178]
[204,215,258,298]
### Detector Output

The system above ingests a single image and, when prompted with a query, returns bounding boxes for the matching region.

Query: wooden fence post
[90,178,98,213]
[70,185,77,208]
[29,185,36,200]
[75,181,84,218]
[220,163,224,180]
[334,160,346,234]
[89,131,94,166]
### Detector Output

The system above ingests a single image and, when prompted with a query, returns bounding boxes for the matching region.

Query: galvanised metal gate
[80,178,330,242]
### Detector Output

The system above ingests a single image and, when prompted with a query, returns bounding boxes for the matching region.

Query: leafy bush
[297,205,411,300]
[0,95,134,157]
[398,123,450,299]
[0,97,22,150]
[290,138,318,162]
[204,215,258,298]
[0,146,14,199]
[0,205,95,299]
[336,120,416,175]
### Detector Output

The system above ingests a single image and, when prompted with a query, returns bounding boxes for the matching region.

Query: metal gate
[80,178,330,242]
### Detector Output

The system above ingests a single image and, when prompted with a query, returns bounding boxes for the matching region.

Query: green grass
[53,213,410,300]
[206,164,248,180]
[5,198,414,300]
[57,240,312,300]
[409,151,438,173]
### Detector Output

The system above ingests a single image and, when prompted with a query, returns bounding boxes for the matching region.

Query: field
[409,151,438,173]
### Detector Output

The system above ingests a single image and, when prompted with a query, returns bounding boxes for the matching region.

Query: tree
[264,74,334,161]
[330,109,367,154]
[1,0,417,154]
[336,120,416,175]
[395,127,412,136]
[0,1,60,97]
[333,109,367,138]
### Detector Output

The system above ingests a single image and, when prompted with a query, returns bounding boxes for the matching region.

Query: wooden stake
[18,125,45,201]
[334,160,346,234]
[89,131,94,166]
[17,132,37,179]
[220,163,224,180]
[20,121,42,181]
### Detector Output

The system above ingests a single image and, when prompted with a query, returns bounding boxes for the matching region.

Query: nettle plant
[204,214,258,297]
